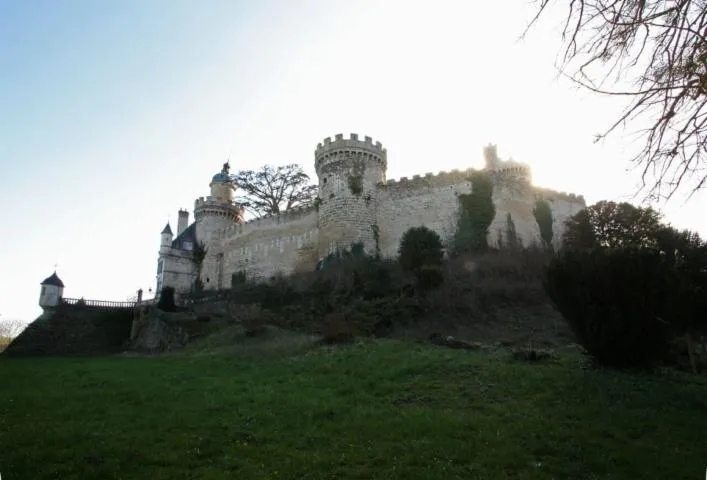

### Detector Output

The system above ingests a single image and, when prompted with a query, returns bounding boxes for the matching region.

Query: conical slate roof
[161,223,173,235]
[41,272,64,287]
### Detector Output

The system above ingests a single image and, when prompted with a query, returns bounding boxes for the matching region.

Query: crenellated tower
[194,161,245,246]
[193,161,245,290]
[483,143,532,186]
[314,133,387,258]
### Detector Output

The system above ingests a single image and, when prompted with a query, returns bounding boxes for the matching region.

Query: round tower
[193,162,244,290]
[314,133,387,258]
[39,271,64,310]
[194,161,245,244]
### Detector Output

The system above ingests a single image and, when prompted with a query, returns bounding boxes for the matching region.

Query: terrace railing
[62,298,138,309]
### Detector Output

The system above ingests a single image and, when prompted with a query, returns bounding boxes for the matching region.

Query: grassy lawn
[1,339,705,479]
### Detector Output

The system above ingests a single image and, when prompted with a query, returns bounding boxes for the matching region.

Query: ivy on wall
[533,198,554,249]
[505,212,521,250]
[371,224,381,259]
[452,171,495,255]
[347,159,365,196]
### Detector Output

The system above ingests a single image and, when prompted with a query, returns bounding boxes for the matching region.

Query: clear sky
[1,0,705,324]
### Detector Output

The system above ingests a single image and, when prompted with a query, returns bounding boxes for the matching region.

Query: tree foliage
[526,0,707,200]
[191,241,208,293]
[533,198,554,249]
[562,200,663,249]
[655,226,707,333]
[398,226,444,272]
[234,164,318,218]
[453,171,496,255]
[544,247,676,368]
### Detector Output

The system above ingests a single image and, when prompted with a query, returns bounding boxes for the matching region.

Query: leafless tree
[525,0,707,201]
[234,164,318,218]
[0,318,26,350]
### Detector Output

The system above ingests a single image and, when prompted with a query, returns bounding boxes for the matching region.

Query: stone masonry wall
[489,183,542,248]
[160,251,194,295]
[186,177,585,294]
[377,169,586,257]
[219,206,319,283]
[376,170,475,258]
[537,189,586,250]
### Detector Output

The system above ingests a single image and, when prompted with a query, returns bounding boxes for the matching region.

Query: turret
[160,222,173,251]
[314,133,387,257]
[194,161,244,242]
[193,161,245,290]
[483,143,532,186]
[39,271,64,310]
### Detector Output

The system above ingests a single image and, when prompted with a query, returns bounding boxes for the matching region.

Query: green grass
[1,339,705,479]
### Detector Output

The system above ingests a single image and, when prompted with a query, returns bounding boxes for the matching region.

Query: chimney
[177,209,189,237]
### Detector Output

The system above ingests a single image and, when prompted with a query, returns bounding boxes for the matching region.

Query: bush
[157,286,177,312]
[398,226,444,272]
[320,314,356,345]
[415,264,445,291]
[544,248,674,369]
[242,316,268,337]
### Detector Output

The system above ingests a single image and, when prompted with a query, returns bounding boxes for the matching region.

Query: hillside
[2,304,134,357]
[1,339,705,479]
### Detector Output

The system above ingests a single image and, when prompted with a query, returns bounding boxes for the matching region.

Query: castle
[156,133,586,296]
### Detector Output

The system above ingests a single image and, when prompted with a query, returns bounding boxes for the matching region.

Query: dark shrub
[544,247,674,368]
[157,286,177,312]
[231,270,247,287]
[320,314,356,345]
[242,316,268,337]
[415,264,445,291]
[398,226,444,272]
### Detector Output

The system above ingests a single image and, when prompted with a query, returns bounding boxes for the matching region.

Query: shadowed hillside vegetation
[2,305,134,357]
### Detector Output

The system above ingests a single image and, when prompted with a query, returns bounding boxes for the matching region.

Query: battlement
[223,205,317,238]
[534,187,586,204]
[194,196,240,209]
[315,133,387,165]
[379,167,477,191]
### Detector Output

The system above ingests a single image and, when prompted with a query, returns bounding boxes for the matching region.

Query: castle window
[183,241,193,251]
[323,177,328,184]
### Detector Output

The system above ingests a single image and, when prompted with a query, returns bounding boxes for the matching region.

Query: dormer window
[183,241,193,251]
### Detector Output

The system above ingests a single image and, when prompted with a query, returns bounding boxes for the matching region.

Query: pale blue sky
[1,0,705,324]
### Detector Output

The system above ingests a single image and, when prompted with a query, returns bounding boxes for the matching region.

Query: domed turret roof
[211,172,232,183]
[41,272,64,287]
[211,161,234,183]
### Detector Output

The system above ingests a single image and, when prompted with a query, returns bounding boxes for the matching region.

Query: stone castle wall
[159,134,587,294]
[159,250,194,295]
[376,169,475,257]
[214,206,319,283]
[535,188,586,250]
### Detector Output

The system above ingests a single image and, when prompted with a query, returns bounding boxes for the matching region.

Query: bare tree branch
[526,0,707,202]
[234,164,318,218]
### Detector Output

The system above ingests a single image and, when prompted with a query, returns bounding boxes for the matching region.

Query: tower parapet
[483,143,532,186]
[315,133,387,172]
[194,197,244,223]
